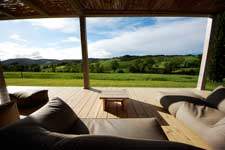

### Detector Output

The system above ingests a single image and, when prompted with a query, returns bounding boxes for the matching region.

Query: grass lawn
[4,72,224,90]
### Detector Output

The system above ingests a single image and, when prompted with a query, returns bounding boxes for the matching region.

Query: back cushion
[9,90,49,108]
[206,86,225,112]
[30,97,78,133]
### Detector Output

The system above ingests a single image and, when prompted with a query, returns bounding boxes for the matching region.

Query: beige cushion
[0,101,19,128]
[73,118,168,140]
[206,86,225,112]
[176,102,225,149]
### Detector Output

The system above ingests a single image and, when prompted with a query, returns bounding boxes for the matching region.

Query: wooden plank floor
[8,86,211,149]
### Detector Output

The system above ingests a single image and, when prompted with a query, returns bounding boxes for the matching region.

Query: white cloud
[47,36,80,47]
[9,34,27,43]
[28,18,79,33]
[15,51,43,59]
[0,41,81,60]
[87,18,207,57]
[89,48,112,58]
[62,36,80,43]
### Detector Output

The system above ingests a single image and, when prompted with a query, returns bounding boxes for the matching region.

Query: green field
[4,72,224,90]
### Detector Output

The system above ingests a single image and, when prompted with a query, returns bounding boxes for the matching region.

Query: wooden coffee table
[100,89,129,111]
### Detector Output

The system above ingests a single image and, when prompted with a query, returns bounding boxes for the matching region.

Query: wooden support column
[80,16,90,89]
[0,63,10,104]
[197,18,213,90]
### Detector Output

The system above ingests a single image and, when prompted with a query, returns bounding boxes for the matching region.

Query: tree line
[2,55,201,75]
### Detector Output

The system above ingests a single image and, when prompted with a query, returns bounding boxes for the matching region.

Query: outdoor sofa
[0,97,200,150]
[159,86,225,150]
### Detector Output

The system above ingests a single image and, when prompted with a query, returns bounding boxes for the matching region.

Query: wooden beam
[80,16,90,89]
[0,10,14,18]
[20,0,48,16]
[0,14,79,21]
[83,10,212,18]
[197,18,213,90]
[0,10,213,21]
[67,0,83,15]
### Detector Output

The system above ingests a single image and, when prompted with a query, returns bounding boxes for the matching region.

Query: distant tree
[129,66,137,73]
[30,64,40,72]
[182,57,200,68]
[89,64,96,73]
[16,65,25,78]
[163,62,173,74]
[50,64,56,72]
[116,69,124,73]
[144,58,155,72]
[120,55,137,61]
[95,62,104,73]
[163,57,184,74]
[208,12,225,82]
[71,64,81,73]
[135,59,144,72]
[128,59,146,73]
[111,60,119,72]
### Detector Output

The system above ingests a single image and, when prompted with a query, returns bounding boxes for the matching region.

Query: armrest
[54,135,203,150]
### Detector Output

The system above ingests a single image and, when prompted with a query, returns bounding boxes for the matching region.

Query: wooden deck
[8,86,211,149]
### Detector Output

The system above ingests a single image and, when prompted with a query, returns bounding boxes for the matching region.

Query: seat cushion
[158,91,208,116]
[73,118,168,141]
[29,97,79,133]
[206,86,225,113]
[9,90,49,109]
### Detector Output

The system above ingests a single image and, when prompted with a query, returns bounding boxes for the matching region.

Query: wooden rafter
[0,10,14,18]
[20,0,48,16]
[67,0,83,15]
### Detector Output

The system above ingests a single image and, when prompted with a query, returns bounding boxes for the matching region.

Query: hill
[2,58,61,66]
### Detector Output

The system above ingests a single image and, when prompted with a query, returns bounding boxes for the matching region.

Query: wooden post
[80,16,90,89]
[0,63,11,104]
[197,18,213,90]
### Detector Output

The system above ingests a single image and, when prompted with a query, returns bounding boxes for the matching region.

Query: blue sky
[0,17,207,60]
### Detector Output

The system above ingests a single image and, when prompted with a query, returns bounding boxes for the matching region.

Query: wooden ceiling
[0,0,225,20]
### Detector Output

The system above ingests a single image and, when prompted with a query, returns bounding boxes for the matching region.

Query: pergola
[0,0,225,90]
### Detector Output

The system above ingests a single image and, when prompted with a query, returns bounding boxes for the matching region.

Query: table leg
[103,99,107,111]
